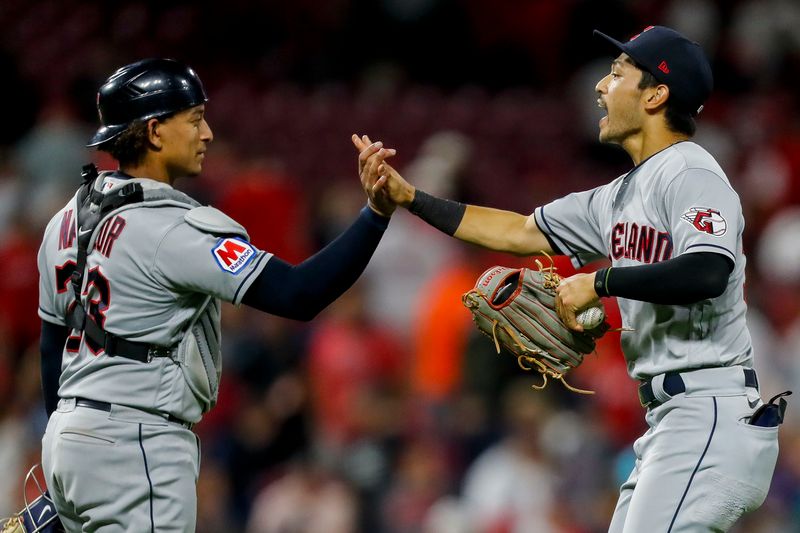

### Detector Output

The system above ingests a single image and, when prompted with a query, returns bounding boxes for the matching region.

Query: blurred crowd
[2,0,800,531]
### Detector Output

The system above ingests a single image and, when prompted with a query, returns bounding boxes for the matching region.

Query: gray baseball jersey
[533,141,752,380]
[534,142,779,531]
[38,173,271,423]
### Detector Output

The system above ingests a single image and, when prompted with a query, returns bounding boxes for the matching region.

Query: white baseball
[576,305,605,329]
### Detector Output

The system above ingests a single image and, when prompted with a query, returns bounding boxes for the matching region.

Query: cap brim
[593,30,629,56]
[594,29,658,80]
[86,124,127,147]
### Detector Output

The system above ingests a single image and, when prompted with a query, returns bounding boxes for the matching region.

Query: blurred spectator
[14,100,92,190]
[458,380,561,533]
[380,437,453,533]
[304,280,407,529]
[247,457,358,533]
[305,282,406,451]
[363,130,472,334]
[0,214,41,359]
[216,162,311,264]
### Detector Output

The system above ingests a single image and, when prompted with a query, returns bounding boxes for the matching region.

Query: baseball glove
[462,258,608,393]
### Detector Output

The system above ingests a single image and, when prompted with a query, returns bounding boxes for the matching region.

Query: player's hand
[352,134,397,217]
[555,272,600,332]
[374,160,416,208]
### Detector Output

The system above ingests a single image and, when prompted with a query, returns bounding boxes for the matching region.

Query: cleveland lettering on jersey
[610,222,672,263]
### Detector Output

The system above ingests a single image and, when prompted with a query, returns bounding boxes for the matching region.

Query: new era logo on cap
[212,237,257,274]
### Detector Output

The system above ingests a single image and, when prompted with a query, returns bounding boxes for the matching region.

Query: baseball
[576,305,605,329]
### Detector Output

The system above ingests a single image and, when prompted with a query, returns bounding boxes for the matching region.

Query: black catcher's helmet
[87,58,207,147]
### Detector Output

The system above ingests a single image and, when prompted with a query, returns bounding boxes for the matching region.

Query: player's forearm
[407,190,552,255]
[40,320,67,417]
[242,206,388,320]
[455,205,553,255]
[595,252,731,304]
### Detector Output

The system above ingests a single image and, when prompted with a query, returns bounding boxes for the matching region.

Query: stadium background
[1,0,800,531]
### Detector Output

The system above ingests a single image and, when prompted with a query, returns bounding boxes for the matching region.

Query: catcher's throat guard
[463,258,608,394]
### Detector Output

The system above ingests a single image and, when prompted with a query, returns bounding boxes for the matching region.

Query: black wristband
[594,267,612,298]
[408,189,467,236]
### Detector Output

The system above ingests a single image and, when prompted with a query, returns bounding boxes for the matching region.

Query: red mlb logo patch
[212,238,257,274]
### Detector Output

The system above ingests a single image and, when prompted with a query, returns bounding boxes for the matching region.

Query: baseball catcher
[462,257,608,393]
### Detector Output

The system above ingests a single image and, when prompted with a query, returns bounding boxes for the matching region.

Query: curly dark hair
[638,70,696,137]
[96,120,151,166]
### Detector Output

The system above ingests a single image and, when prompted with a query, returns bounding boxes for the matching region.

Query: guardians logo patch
[681,207,727,236]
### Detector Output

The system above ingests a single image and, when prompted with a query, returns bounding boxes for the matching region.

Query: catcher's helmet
[87,58,207,147]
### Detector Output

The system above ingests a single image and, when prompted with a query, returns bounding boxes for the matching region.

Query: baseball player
[37,58,397,532]
[359,26,785,531]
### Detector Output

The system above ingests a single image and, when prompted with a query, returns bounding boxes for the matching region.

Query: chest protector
[66,164,225,413]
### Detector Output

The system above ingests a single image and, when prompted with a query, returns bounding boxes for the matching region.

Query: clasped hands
[351,134,415,217]
[351,133,601,331]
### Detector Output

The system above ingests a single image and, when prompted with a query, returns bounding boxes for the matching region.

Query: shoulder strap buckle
[80,163,99,183]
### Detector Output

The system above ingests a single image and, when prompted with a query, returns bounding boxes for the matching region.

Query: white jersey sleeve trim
[39,307,65,325]
[533,206,585,268]
[683,243,736,263]
[184,206,249,239]
[231,251,273,305]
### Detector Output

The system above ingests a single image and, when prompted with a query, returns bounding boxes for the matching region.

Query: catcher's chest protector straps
[65,164,200,362]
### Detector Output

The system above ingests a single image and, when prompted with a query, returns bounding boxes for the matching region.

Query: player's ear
[146,118,163,149]
[643,84,670,111]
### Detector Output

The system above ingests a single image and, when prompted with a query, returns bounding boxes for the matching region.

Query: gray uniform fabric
[533,142,779,531]
[534,141,749,380]
[38,173,270,531]
[42,399,199,533]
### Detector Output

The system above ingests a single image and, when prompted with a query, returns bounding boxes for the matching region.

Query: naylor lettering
[212,238,257,274]
[58,209,76,250]
[611,222,672,263]
[94,215,127,258]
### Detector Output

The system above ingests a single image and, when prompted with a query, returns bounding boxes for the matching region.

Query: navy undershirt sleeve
[40,320,67,417]
[598,252,732,305]
[242,206,389,320]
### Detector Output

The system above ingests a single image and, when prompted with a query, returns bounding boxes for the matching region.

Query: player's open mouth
[597,99,607,127]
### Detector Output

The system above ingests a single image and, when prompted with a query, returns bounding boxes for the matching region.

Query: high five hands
[351,134,416,216]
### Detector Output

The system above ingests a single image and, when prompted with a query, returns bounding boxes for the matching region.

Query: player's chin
[185,164,203,177]
[598,126,621,145]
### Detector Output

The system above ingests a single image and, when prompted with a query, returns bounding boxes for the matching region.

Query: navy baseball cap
[593,26,713,116]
